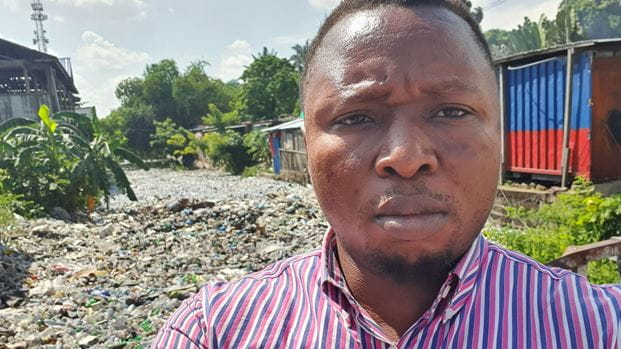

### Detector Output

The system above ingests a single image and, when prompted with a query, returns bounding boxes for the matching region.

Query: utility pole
[31,0,49,53]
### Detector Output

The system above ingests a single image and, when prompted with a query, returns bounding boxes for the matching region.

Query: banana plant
[0,105,149,214]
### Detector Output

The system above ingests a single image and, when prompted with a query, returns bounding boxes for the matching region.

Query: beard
[339,242,460,286]
[335,239,465,286]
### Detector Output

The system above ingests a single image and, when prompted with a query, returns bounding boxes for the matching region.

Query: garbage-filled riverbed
[0,169,326,348]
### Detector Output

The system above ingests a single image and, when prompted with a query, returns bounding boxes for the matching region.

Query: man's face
[304,5,500,280]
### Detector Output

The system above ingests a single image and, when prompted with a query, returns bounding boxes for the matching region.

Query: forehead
[304,5,492,108]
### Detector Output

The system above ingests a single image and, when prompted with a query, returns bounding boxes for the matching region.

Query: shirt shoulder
[486,242,621,313]
[151,251,322,348]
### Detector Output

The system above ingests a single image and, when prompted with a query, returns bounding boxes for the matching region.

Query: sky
[0,0,561,117]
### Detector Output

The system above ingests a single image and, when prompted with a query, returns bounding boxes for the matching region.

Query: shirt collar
[319,227,487,320]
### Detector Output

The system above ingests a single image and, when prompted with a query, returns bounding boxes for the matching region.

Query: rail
[548,237,621,277]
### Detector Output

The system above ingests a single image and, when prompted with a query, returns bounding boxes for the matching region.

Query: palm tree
[290,40,310,74]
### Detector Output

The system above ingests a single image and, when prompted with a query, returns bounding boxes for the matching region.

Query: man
[152,0,621,347]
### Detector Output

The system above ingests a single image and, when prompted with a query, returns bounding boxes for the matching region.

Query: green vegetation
[240,49,299,120]
[150,118,200,168]
[0,105,148,216]
[200,131,252,175]
[485,0,621,58]
[485,178,621,284]
[101,46,300,157]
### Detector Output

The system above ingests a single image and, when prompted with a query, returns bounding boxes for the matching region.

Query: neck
[335,242,449,343]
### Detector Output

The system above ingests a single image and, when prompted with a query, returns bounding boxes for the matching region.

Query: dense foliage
[0,106,148,216]
[100,60,239,153]
[200,131,252,175]
[102,47,302,155]
[240,50,299,120]
[150,119,199,168]
[485,0,621,58]
[485,178,621,284]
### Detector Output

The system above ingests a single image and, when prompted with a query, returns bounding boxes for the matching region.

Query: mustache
[370,182,453,207]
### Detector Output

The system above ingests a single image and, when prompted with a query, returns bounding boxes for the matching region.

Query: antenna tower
[31,0,49,53]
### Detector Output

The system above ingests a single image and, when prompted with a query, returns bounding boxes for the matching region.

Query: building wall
[0,93,52,121]
[504,51,593,178]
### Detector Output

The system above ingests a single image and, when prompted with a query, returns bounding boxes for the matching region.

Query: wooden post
[46,66,60,112]
[22,64,31,94]
[499,66,506,186]
[561,48,575,189]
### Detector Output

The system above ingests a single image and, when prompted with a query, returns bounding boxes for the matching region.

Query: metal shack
[264,118,307,181]
[496,39,621,187]
[0,38,79,121]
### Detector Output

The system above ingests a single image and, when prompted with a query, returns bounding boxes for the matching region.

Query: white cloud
[2,0,18,12]
[73,31,149,116]
[218,40,253,82]
[308,0,340,10]
[227,40,252,52]
[74,72,126,116]
[218,54,253,82]
[77,31,149,70]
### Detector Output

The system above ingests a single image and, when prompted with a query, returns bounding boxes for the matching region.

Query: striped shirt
[152,229,621,348]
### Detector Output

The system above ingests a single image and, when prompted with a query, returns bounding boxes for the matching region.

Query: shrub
[151,119,199,168]
[241,164,272,178]
[202,104,240,133]
[201,131,253,174]
[484,227,572,264]
[484,178,621,284]
[503,178,621,244]
[0,105,148,214]
[243,130,271,164]
[588,259,621,285]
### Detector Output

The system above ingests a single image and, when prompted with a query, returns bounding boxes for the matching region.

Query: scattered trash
[0,169,326,347]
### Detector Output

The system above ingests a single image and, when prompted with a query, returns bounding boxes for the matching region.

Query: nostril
[384,167,398,176]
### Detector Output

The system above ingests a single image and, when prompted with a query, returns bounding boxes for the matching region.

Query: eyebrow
[335,76,483,107]
[417,77,483,98]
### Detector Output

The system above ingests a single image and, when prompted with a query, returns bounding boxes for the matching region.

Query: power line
[483,0,510,11]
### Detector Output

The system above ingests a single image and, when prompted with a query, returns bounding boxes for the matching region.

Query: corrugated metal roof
[0,38,78,93]
[263,118,304,132]
[494,38,621,66]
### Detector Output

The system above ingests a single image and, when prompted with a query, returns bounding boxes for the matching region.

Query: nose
[374,120,439,179]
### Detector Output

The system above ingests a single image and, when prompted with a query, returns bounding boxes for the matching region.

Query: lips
[373,195,450,239]
[375,195,449,217]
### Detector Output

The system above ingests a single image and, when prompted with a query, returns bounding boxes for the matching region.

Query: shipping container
[496,39,621,185]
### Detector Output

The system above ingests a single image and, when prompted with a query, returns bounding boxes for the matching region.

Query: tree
[290,40,310,74]
[485,16,557,58]
[142,59,180,121]
[115,77,144,105]
[463,0,484,24]
[104,102,156,152]
[240,49,299,120]
[485,28,513,58]
[507,16,551,54]
[202,104,240,133]
[172,61,234,128]
[557,0,621,40]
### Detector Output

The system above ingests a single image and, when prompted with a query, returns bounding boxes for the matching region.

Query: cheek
[439,125,499,178]
[438,127,500,207]
[307,135,370,223]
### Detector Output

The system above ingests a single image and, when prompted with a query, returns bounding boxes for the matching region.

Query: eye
[335,114,374,125]
[435,107,472,120]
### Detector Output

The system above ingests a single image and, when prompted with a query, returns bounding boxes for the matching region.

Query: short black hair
[301,0,492,103]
